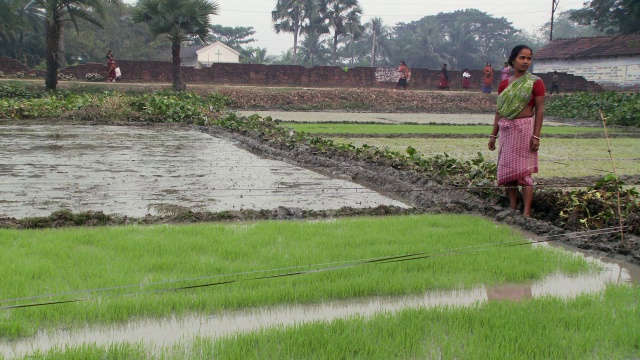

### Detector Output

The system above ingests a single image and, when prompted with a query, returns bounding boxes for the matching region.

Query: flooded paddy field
[0,125,407,219]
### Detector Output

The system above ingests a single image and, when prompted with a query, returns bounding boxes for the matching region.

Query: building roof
[196,41,240,56]
[535,34,640,60]
[181,45,201,59]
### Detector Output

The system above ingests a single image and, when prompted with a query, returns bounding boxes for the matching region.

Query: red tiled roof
[535,34,640,60]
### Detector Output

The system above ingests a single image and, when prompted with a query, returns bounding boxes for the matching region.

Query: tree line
[0,0,636,90]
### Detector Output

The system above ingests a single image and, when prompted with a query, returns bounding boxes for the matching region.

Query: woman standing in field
[462,68,471,91]
[438,63,450,90]
[500,62,511,81]
[488,45,545,217]
[482,62,494,93]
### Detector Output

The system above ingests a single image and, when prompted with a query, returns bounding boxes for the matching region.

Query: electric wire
[0,226,630,311]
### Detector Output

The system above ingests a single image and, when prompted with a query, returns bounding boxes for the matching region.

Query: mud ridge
[0,206,431,229]
[199,125,640,266]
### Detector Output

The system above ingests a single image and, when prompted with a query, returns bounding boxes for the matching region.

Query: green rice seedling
[283,123,615,135]
[0,215,592,339]
[207,285,640,360]
[15,285,639,360]
[329,137,640,178]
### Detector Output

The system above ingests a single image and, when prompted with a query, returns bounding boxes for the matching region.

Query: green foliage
[0,85,47,99]
[559,174,639,230]
[568,0,640,34]
[546,91,640,126]
[0,88,231,122]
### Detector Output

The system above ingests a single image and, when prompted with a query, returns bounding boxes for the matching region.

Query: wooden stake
[599,110,625,245]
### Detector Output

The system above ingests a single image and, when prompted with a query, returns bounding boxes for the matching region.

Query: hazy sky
[212,0,588,54]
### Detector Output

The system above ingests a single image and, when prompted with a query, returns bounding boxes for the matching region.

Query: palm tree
[30,0,117,89]
[15,0,45,63]
[0,1,19,50]
[341,15,364,66]
[366,17,391,67]
[325,0,361,65]
[272,0,316,65]
[133,0,219,91]
[298,31,329,67]
[446,20,481,70]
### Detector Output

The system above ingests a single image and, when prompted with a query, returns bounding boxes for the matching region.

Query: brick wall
[0,57,33,75]
[0,56,603,92]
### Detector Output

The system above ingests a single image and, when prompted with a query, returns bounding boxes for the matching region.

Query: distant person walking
[488,44,546,217]
[395,60,410,90]
[106,50,117,82]
[438,64,450,90]
[462,68,471,91]
[500,62,511,82]
[482,62,494,93]
[549,71,560,94]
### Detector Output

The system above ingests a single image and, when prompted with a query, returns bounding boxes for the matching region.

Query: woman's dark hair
[106,50,112,59]
[400,60,406,66]
[508,45,533,66]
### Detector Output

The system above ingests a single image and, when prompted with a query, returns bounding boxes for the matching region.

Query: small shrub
[85,73,105,82]
[58,73,76,81]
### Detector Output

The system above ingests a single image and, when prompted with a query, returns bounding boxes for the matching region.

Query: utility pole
[550,0,560,42]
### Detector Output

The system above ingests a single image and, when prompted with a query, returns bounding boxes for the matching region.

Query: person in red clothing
[488,45,545,217]
[395,60,410,90]
[106,50,117,82]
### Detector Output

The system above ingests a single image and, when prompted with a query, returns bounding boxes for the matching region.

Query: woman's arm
[530,95,544,151]
[488,112,500,151]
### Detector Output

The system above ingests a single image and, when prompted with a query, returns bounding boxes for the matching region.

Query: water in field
[0,125,407,218]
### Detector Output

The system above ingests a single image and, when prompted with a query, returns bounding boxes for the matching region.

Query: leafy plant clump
[85,73,105,82]
[546,91,640,127]
[537,174,640,235]
[0,88,232,123]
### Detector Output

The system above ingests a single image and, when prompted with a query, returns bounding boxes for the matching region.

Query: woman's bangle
[489,134,497,138]
[532,135,540,140]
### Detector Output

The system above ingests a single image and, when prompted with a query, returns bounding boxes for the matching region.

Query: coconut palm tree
[298,31,329,66]
[325,0,361,65]
[366,17,391,66]
[445,20,483,70]
[29,0,118,89]
[341,14,364,66]
[272,0,318,65]
[133,0,219,91]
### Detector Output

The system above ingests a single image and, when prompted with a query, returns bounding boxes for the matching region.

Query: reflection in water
[486,284,532,302]
[2,251,637,359]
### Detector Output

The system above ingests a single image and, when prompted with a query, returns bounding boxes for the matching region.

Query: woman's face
[512,48,532,72]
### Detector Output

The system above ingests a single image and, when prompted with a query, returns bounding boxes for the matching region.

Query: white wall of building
[536,56,640,88]
[197,43,240,66]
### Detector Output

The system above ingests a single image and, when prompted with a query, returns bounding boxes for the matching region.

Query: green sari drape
[496,72,539,119]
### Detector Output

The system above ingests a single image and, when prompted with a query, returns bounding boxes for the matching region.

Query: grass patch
[0,215,591,339]
[283,123,615,135]
[21,286,639,359]
[328,137,640,178]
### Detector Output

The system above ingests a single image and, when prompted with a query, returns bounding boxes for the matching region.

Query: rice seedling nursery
[0,82,639,359]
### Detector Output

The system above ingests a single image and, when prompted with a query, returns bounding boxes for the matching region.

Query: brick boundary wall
[0,57,35,75]
[1,57,603,92]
